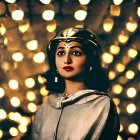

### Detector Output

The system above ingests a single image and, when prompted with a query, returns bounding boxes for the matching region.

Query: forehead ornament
[63,27,78,37]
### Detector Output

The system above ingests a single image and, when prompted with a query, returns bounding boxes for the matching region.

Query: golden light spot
[109,71,116,80]
[127,87,137,98]
[25,78,35,88]
[125,70,135,79]
[128,123,138,134]
[102,53,113,63]
[126,103,136,114]
[112,84,123,94]
[9,127,18,136]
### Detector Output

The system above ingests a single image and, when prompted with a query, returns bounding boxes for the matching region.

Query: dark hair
[42,27,111,93]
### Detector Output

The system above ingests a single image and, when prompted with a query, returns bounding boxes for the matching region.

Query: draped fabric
[32,89,120,140]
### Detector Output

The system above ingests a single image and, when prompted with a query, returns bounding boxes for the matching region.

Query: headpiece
[47,27,101,53]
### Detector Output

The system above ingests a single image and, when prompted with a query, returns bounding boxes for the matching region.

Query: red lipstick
[63,66,74,72]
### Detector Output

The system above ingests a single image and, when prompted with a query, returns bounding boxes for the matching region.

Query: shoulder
[33,99,52,127]
[85,91,112,104]
[34,92,61,118]
[87,91,118,120]
[74,90,112,107]
[95,93,116,110]
[94,92,119,121]
[35,92,59,115]
[86,91,116,113]
[32,101,50,130]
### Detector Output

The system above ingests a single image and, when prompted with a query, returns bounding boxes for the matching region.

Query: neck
[64,79,87,95]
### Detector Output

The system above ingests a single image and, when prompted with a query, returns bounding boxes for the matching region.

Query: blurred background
[0,0,140,139]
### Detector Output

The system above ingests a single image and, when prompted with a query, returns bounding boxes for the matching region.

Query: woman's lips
[63,66,74,72]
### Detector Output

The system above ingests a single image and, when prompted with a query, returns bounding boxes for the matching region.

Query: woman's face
[55,41,87,80]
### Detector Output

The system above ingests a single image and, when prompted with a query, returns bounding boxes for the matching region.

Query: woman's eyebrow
[56,46,65,51]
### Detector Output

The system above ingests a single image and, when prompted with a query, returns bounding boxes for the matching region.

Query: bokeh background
[0,0,140,139]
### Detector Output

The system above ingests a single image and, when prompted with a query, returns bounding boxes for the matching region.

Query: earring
[54,69,58,82]
[54,76,58,82]
[89,66,93,72]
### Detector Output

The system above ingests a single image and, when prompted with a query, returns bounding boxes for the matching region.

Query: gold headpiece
[63,27,78,37]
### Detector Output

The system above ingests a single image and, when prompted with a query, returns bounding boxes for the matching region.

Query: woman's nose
[64,54,72,64]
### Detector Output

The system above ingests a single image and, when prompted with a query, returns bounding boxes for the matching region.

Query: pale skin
[55,41,88,95]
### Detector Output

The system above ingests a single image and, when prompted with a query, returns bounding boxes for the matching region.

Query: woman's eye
[72,51,82,56]
[56,51,65,56]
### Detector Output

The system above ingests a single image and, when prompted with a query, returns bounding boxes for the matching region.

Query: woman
[32,27,120,140]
